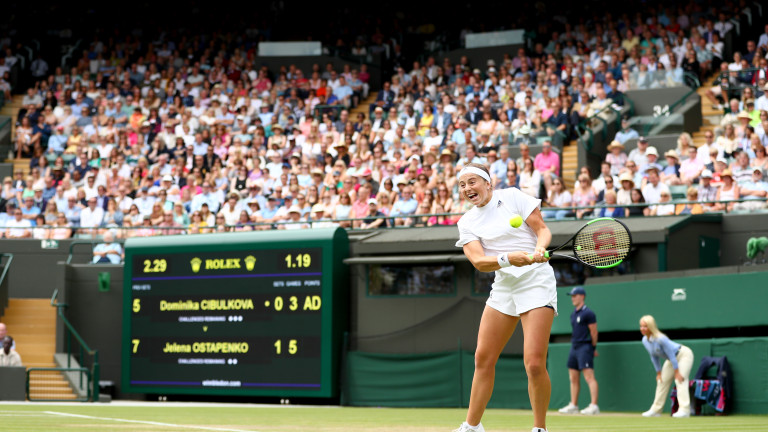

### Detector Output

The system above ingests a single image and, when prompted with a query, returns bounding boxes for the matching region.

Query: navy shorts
[567,344,595,370]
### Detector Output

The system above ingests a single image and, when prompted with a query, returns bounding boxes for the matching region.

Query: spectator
[0,336,22,367]
[5,207,32,238]
[518,157,542,198]
[533,140,560,191]
[675,188,704,215]
[50,212,73,239]
[714,169,739,212]
[679,146,704,185]
[650,190,675,216]
[641,167,668,204]
[596,190,624,217]
[572,173,597,219]
[617,172,635,206]
[542,177,572,220]
[32,215,48,240]
[606,141,628,176]
[592,161,618,198]
[390,185,418,226]
[614,117,639,144]
[80,196,105,233]
[92,231,123,264]
[660,150,681,185]
[628,136,650,167]
[734,167,768,211]
[627,188,650,217]
[360,199,386,229]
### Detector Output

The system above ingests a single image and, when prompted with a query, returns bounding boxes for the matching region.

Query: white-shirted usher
[456,187,544,278]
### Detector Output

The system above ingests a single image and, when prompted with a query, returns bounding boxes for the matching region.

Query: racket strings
[573,220,631,267]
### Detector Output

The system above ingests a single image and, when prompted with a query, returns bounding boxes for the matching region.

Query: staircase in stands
[1,95,31,175]
[349,92,378,119]
[560,141,579,191]
[1,298,78,400]
[694,74,725,148]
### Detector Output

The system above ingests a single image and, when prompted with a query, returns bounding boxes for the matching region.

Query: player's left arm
[525,208,551,263]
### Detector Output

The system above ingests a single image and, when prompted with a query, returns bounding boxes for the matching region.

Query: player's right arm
[463,240,532,271]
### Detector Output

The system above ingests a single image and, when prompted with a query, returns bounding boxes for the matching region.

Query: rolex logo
[244,255,257,271]
[190,257,202,273]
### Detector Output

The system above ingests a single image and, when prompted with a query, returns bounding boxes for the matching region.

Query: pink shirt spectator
[680,157,705,181]
[534,150,560,176]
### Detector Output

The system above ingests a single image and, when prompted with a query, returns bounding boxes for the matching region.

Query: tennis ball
[509,214,523,228]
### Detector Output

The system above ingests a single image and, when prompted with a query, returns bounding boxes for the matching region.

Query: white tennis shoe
[642,409,661,417]
[453,421,485,432]
[672,411,690,418]
[558,403,579,414]
[531,428,548,432]
[580,404,600,415]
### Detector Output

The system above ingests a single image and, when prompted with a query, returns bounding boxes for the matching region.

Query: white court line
[45,411,259,432]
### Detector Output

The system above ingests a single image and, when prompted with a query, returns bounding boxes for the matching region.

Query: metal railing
[0,253,13,318]
[715,67,766,99]
[0,196,764,244]
[47,288,100,402]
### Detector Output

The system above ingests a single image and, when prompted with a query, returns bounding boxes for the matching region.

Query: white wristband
[497,252,512,268]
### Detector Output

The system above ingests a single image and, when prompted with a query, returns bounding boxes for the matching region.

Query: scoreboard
[121,228,349,397]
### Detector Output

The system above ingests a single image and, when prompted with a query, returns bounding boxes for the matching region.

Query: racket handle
[527,251,550,259]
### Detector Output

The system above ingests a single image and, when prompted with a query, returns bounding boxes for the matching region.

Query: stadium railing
[2,197,765,242]
[715,67,767,101]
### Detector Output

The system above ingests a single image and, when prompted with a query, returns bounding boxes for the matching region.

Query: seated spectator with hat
[639,146,663,178]
[617,172,635,205]
[660,150,682,185]
[714,169,739,212]
[360,198,386,229]
[606,141,627,176]
[282,205,308,230]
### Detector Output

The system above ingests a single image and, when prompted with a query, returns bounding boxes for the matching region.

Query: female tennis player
[454,163,556,432]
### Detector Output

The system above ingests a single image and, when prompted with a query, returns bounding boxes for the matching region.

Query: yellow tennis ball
[509,214,523,228]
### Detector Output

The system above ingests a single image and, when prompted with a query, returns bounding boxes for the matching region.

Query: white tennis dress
[456,187,558,316]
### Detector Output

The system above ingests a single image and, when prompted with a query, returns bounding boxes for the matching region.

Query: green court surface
[1,403,766,432]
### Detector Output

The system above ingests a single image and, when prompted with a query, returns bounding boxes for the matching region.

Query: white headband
[459,166,491,183]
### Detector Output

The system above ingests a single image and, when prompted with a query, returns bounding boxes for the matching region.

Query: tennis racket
[528,217,632,269]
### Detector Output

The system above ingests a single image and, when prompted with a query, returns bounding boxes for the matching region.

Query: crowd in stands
[0,3,766,243]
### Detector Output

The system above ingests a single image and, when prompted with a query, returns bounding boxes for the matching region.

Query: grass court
[2,403,766,431]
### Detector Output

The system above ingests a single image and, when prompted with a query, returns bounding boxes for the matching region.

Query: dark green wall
[346,337,768,413]
[549,338,768,414]
[60,264,130,397]
[552,270,768,335]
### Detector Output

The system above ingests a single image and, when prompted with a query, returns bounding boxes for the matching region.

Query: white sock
[464,422,481,430]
